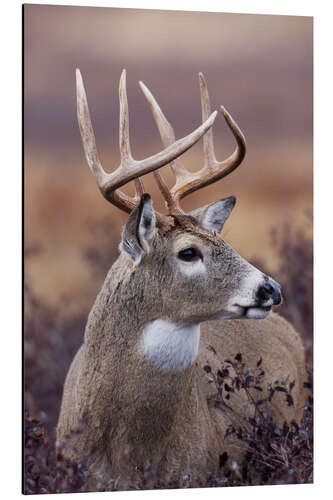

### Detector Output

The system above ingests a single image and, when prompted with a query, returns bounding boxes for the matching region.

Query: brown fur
[57,215,306,490]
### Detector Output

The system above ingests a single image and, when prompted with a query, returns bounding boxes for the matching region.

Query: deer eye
[178,247,202,262]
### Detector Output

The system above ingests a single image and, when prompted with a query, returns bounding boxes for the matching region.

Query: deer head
[76,69,282,360]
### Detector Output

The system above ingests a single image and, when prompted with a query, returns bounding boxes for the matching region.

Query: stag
[57,69,306,490]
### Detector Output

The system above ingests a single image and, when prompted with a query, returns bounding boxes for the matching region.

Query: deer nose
[256,278,282,306]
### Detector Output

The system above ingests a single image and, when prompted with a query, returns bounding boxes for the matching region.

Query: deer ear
[121,194,156,264]
[188,196,236,233]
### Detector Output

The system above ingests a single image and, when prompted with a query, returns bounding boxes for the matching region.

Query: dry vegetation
[24,217,313,493]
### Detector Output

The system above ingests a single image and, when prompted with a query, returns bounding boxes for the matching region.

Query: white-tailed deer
[57,69,306,490]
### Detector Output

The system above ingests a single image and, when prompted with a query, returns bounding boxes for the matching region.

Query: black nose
[257,278,282,306]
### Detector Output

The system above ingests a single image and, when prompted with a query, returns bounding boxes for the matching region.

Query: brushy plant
[252,215,313,365]
[24,413,85,494]
[273,218,313,365]
[24,282,85,430]
[24,356,312,493]
[203,352,313,487]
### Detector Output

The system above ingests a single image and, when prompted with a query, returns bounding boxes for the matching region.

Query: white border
[2,0,332,499]
[14,0,315,16]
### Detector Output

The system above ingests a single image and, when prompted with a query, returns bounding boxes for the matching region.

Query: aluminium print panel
[24,4,313,494]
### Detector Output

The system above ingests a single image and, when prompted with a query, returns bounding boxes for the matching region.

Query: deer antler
[76,69,218,214]
[139,73,246,214]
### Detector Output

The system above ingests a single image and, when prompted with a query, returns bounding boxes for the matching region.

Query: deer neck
[140,319,200,372]
[83,255,203,449]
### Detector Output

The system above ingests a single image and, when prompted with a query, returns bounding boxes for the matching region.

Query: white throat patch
[140,320,200,372]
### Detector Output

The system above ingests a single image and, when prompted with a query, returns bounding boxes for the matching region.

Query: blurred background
[24,5,313,435]
[24,5,312,316]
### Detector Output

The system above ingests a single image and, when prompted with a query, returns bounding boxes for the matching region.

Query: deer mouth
[242,305,272,319]
[230,304,272,319]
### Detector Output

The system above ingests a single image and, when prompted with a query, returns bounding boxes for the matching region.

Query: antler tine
[76,68,110,189]
[76,68,218,214]
[139,81,192,213]
[199,72,246,178]
[199,72,217,169]
[168,73,247,206]
[118,70,146,207]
